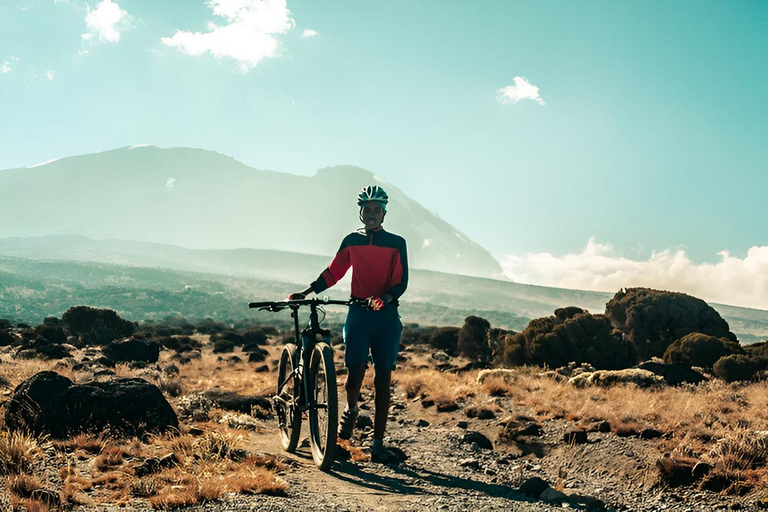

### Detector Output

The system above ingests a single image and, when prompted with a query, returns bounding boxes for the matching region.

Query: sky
[1,0,767,309]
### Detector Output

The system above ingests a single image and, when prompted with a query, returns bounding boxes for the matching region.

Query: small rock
[519,476,549,498]
[356,414,374,429]
[564,430,589,445]
[416,419,430,428]
[436,400,459,412]
[188,427,204,436]
[597,420,611,433]
[539,487,568,503]
[692,461,713,481]
[640,428,664,439]
[459,457,480,469]
[159,453,179,469]
[461,431,493,450]
[421,398,435,408]
[135,457,161,477]
[456,421,468,429]
[254,364,270,373]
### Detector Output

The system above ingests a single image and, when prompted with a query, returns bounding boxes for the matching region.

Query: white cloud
[501,238,768,310]
[46,69,56,80]
[162,0,295,73]
[165,177,176,192]
[496,76,545,106]
[302,29,319,38]
[83,0,132,44]
[1,62,10,74]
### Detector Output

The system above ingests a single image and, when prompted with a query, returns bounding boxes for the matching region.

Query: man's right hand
[289,292,306,300]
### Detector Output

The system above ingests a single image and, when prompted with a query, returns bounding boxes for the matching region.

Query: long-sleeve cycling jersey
[310,227,408,305]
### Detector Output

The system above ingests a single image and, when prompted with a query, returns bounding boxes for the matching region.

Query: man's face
[361,202,385,230]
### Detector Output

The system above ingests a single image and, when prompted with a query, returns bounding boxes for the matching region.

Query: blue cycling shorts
[343,305,402,370]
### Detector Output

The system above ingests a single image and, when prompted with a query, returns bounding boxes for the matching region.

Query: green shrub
[242,328,268,346]
[663,333,743,368]
[458,316,491,361]
[212,339,235,354]
[62,306,135,346]
[713,354,763,383]
[605,288,736,361]
[34,324,68,344]
[501,310,636,370]
[428,327,460,353]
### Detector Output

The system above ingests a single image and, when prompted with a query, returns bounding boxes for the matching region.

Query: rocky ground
[2,336,767,511]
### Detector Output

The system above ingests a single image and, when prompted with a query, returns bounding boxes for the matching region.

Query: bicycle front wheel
[276,343,302,452]
[308,342,338,470]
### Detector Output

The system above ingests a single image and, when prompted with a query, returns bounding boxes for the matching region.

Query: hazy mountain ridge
[0,146,503,278]
[1,236,766,343]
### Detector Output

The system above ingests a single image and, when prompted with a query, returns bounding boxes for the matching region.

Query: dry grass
[173,345,275,395]
[193,431,248,461]
[482,376,515,397]
[0,430,43,475]
[393,369,476,404]
[8,472,45,498]
[397,365,768,492]
[0,346,287,510]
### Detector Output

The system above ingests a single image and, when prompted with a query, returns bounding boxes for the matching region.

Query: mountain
[0,146,503,279]
[1,235,767,343]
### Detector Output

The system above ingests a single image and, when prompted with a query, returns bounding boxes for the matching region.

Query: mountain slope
[1,235,766,342]
[0,146,502,278]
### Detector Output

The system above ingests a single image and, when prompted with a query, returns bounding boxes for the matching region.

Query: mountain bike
[248,297,352,471]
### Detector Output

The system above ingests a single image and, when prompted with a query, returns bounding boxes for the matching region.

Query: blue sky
[1,0,767,308]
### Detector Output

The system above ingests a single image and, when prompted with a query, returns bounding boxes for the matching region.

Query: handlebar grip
[249,301,277,309]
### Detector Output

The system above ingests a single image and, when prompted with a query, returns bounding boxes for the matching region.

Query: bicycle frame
[250,298,349,418]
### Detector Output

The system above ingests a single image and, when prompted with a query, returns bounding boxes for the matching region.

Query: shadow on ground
[329,460,529,504]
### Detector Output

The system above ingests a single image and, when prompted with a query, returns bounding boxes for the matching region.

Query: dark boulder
[5,372,178,437]
[103,338,161,363]
[638,361,707,386]
[519,476,550,497]
[201,389,272,414]
[461,430,493,450]
[5,371,72,436]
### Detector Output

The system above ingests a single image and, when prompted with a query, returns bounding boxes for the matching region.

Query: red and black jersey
[310,227,408,304]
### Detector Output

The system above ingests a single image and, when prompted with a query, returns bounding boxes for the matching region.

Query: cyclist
[291,185,408,463]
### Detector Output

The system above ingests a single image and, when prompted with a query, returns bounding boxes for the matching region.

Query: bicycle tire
[308,342,338,470]
[276,343,302,452]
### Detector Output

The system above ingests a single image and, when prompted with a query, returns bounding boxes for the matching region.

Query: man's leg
[345,364,366,410]
[373,368,391,441]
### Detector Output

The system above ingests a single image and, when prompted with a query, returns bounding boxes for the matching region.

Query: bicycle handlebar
[248,297,358,311]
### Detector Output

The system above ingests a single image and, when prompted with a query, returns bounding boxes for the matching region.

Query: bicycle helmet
[357,185,389,209]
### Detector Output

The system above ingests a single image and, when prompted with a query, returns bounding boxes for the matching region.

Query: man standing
[292,185,408,463]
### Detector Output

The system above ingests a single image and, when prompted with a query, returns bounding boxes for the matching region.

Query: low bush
[242,328,268,346]
[62,306,135,346]
[34,323,68,344]
[458,316,491,362]
[211,330,246,345]
[195,319,228,335]
[502,310,636,370]
[213,339,235,354]
[663,333,743,368]
[713,355,763,383]
[428,327,460,353]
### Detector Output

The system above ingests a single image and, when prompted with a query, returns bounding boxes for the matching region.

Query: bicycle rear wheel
[308,342,338,470]
[276,343,302,452]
